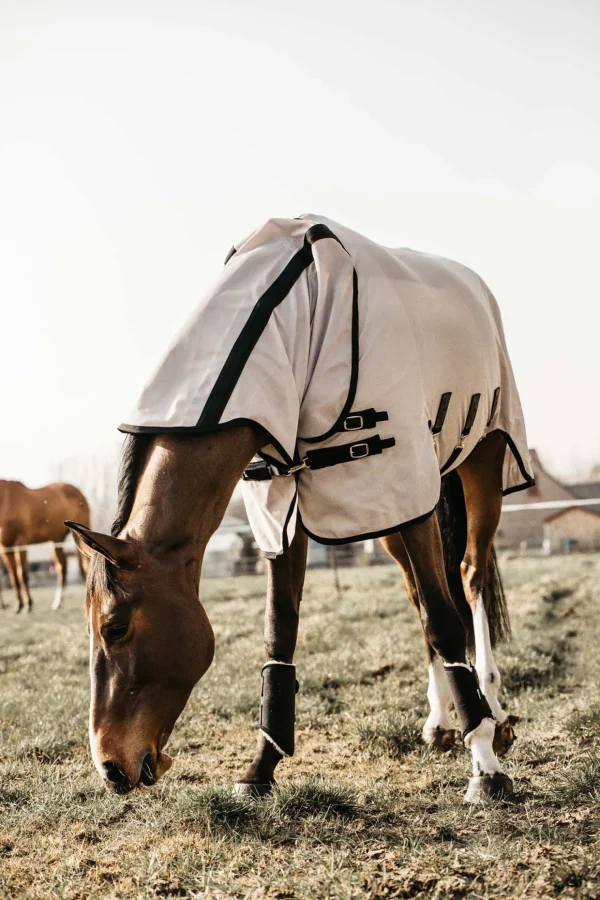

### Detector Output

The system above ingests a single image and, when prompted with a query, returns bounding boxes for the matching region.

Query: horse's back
[0,481,32,545]
[38,483,91,525]
[0,481,90,546]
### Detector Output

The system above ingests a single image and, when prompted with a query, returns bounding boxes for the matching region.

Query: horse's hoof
[16,606,23,615]
[233,781,274,798]
[493,719,516,757]
[424,727,456,752]
[464,773,514,803]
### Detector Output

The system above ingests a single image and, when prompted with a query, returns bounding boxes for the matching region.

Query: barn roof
[568,481,600,516]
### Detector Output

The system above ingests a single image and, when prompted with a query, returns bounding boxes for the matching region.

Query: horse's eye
[102,621,130,643]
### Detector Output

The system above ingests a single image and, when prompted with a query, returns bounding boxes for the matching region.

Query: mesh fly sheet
[120,215,534,556]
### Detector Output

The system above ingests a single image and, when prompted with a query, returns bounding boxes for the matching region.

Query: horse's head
[67,521,214,793]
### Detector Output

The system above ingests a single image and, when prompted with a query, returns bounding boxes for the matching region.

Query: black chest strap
[243,434,395,481]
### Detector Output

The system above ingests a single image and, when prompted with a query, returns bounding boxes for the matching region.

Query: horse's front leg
[401,514,513,803]
[235,519,307,796]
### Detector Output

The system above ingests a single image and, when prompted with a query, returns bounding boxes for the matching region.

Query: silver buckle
[344,414,364,431]
[350,442,369,459]
[284,459,308,475]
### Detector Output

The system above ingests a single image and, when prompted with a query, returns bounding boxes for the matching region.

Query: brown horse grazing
[68,427,516,802]
[0,480,90,612]
[67,216,534,802]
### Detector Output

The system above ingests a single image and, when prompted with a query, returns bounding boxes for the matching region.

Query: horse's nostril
[139,752,156,786]
[103,760,128,786]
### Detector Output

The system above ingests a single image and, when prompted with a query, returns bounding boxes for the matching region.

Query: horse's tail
[437,470,510,654]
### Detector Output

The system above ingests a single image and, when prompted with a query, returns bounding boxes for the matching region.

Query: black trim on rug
[117,417,295,466]
[299,506,437,546]
[503,480,536,497]
[197,224,346,429]
[281,491,299,553]
[491,428,536,495]
[299,266,360,444]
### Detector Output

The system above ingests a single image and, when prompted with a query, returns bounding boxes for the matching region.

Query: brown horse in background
[0,480,90,612]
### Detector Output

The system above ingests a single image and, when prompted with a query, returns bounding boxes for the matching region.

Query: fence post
[328,545,342,599]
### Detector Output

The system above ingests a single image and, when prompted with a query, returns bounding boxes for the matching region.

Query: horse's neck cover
[120,215,533,556]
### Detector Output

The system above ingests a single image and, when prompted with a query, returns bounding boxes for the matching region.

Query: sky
[1,0,599,490]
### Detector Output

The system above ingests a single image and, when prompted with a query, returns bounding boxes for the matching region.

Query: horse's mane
[110,434,154,536]
[88,434,153,607]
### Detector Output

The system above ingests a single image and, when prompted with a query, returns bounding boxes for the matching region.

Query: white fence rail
[502,498,600,513]
[1,500,599,557]
[0,542,69,554]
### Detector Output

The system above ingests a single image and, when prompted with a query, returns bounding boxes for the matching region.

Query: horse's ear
[65,521,137,568]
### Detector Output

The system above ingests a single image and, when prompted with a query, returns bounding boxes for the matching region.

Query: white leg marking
[51,585,63,610]
[473,593,507,723]
[423,657,453,741]
[464,718,503,776]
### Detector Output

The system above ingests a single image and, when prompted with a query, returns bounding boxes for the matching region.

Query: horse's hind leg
[1,550,24,612]
[400,513,511,802]
[51,545,67,610]
[0,560,6,609]
[380,533,455,750]
[457,431,515,756]
[16,550,34,612]
[235,519,308,796]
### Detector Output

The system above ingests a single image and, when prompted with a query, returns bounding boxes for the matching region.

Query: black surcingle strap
[440,393,481,474]
[443,662,494,739]
[486,387,501,429]
[259,661,298,758]
[430,392,452,436]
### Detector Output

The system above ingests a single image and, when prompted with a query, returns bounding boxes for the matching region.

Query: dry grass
[1,554,600,898]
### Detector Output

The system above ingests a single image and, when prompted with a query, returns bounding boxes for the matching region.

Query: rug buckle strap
[242,434,396,481]
[439,393,481,475]
[341,408,389,432]
[284,460,309,475]
[349,442,369,459]
[344,414,365,431]
[430,392,452,436]
[304,434,396,471]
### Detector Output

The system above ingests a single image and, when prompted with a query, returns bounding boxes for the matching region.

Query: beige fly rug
[119,215,534,556]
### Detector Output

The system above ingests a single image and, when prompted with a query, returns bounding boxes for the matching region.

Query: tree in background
[50,444,121,531]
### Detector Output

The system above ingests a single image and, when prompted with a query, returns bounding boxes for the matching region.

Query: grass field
[1,554,600,899]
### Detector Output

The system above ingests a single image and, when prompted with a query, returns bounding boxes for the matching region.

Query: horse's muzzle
[99,748,173,792]
[102,760,134,794]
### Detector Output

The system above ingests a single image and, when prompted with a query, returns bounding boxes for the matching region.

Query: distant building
[497,449,600,552]
[543,506,600,554]
[202,513,256,577]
